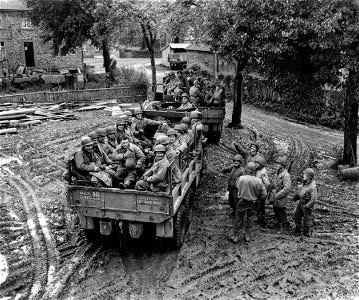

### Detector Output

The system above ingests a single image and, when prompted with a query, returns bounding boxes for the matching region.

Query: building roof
[161,43,191,51]
[186,44,212,52]
[0,0,29,11]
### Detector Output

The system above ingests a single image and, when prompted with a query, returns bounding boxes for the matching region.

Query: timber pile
[0,104,77,135]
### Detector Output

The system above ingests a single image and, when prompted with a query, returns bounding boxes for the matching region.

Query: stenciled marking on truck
[78,191,102,201]
[137,195,163,206]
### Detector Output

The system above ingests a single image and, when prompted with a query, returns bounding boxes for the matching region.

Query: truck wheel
[211,132,221,144]
[182,63,187,70]
[83,228,99,242]
[172,205,187,250]
[184,188,194,226]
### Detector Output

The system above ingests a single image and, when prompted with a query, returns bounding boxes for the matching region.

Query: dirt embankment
[0,104,358,300]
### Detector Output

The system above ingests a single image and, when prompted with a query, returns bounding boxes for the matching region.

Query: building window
[0,16,3,28]
[21,17,32,28]
[0,42,6,61]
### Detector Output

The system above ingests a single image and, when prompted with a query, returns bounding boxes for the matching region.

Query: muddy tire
[184,188,194,226]
[172,205,187,250]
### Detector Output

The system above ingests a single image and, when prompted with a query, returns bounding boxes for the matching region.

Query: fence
[0,87,147,104]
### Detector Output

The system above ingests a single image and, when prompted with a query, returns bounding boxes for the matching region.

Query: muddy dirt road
[0,103,358,300]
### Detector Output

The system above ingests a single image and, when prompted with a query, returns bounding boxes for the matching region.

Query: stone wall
[0,11,82,73]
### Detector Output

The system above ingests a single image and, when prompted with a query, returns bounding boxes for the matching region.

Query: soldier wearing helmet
[73,136,112,186]
[178,93,194,110]
[159,135,182,184]
[223,154,245,216]
[173,124,188,154]
[254,155,270,228]
[115,117,129,144]
[89,130,114,175]
[271,156,292,232]
[112,136,145,189]
[232,140,262,166]
[293,168,317,237]
[132,108,162,148]
[229,161,267,244]
[136,144,169,191]
[189,79,204,106]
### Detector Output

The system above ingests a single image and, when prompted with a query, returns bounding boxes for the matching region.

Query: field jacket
[295,180,317,208]
[236,174,267,202]
[144,157,169,183]
[74,148,101,172]
[223,165,245,189]
[273,169,292,208]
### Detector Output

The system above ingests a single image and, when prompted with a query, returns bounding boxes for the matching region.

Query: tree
[257,0,359,165]
[205,0,267,128]
[129,0,170,93]
[26,0,131,73]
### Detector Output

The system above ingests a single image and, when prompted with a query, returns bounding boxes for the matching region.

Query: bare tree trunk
[228,61,243,128]
[141,23,157,93]
[102,39,111,73]
[342,71,358,166]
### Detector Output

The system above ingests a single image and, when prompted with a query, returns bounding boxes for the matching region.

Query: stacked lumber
[0,105,77,134]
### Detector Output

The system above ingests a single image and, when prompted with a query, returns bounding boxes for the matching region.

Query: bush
[114,65,150,93]
[184,63,214,81]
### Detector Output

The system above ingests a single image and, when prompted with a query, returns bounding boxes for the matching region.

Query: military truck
[67,129,204,249]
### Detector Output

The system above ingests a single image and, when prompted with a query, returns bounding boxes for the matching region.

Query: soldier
[105,125,118,152]
[167,128,186,155]
[115,118,128,144]
[159,135,182,184]
[189,80,204,106]
[74,137,111,186]
[136,144,170,191]
[233,141,262,166]
[229,162,267,243]
[178,93,194,109]
[173,124,188,153]
[222,154,245,216]
[89,130,115,176]
[132,108,160,148]
[293,168,317,237]
[254,156,270,228]
[113,137,145,189]
[272,157,292,232]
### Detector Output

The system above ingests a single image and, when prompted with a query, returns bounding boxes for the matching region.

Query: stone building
[0,0,82,73]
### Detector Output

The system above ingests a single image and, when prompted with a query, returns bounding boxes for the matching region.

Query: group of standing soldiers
[223,141,318,243]
[163,70,227,108]
[70,108,204,192]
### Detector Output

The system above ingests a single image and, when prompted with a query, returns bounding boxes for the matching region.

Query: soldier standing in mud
[232,141,261,166]
[293,168,317,237]
[271,157,292,232]
[223,154,245,216]
[229,162,267,243]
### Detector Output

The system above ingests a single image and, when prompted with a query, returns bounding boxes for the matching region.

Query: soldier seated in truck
[113,137,146,189]
[73,136,112,187]
[88,130,115,176]
[136,144,169,192]
[178,93,194,110]
[158,135,182,184]
[132,108,162,149]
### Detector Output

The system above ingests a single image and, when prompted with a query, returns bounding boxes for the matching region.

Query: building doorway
[24,42,35,67]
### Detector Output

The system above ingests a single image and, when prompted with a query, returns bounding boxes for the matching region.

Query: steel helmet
[190,110,202,119]
[124,110,132,116]
[81,136,93,147]
[233,154,244,163]
[303,168,315,179]
[276,156,288,166]
[181,93,190,100]
[105,126,116,135]
[181,116,191,124]
[154,144,166,153]
[95,128,106,137]
[180,123,188,133]
[116,118,126,126]
[167,128,179,137]
[88,131,98,140]
[245,162,257,174]
[195,123,203,131]
[174,124,184,134]
[133,108,143,115]
[159,136,171,145]
[255,156,266,167]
